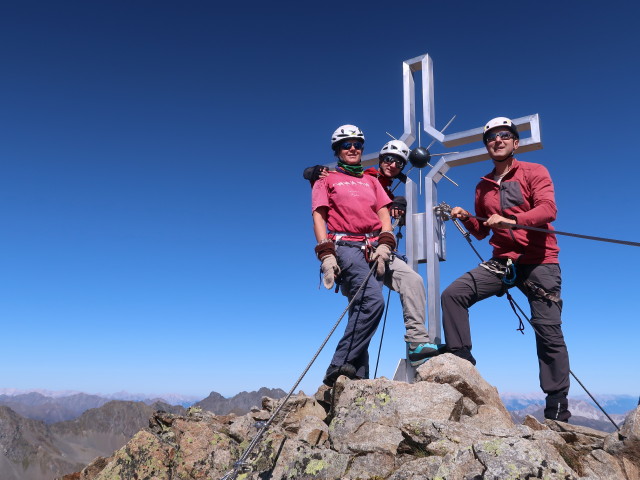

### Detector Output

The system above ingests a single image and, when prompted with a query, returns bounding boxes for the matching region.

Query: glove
[321,254,341,289]
[303,165,328,186]
[371,244,391,277]
[390,196,407,225]
[390,196,407,213]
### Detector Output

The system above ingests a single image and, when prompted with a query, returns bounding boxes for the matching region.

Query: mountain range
[194,386,287,415]
[502,392,638,433]
[0,400,184,480]
[0,387,634,479]
[0,388,286,480]
[55,357,640,480]
[0,388,200,408]
[501,391,638,414]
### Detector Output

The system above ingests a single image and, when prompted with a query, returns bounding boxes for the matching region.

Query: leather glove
[390,196,407,226]
[390,196,407,215]
[371,244,391,277]
[303,165,328,186]
[321,254,341,289]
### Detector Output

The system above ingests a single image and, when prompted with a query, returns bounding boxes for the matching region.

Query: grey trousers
[441,262,570,395]
[331,244,385,379]
[384,256,430,344]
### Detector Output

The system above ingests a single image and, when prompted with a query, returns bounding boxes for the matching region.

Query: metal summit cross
[388,54,543,382]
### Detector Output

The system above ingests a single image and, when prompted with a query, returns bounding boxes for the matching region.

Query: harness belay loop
[480,258,516,284]
[479,258,560,304]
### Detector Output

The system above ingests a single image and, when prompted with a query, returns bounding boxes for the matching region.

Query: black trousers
[441,262,570,395]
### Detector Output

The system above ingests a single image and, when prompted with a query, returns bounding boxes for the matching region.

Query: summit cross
[392,54,543,381]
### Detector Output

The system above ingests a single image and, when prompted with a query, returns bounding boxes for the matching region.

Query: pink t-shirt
[312,171,391,239]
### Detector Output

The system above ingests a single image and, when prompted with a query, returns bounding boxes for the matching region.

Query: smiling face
[338,140,363,165]
[379,156,403,178]
[485,127,519,162]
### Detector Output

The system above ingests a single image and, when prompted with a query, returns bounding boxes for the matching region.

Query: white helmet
[331,124,365,149]
[379,140,410,165]
[483,117,519,144]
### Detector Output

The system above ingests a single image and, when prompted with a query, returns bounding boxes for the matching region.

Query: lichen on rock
[67,355,640,480]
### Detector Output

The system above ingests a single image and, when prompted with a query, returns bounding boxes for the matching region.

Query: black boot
[323,363,357,387]
[449,346,477,366]
[544,392,571,422]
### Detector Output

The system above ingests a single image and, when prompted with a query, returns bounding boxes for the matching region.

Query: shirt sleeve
[311,177,329,212]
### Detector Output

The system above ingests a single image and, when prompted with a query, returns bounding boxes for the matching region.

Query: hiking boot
[449,346,477,366]
[323,363,357,387]
[544,393,571,422]
[407,342,440,366]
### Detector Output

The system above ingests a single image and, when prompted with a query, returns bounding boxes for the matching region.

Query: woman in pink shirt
[312,125,395,386]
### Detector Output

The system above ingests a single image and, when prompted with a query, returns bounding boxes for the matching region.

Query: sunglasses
[485,131,516,143]
[380,155,406,169]
[340,141,364,151]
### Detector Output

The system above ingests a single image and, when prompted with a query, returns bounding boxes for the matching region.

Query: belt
[336,239,367,247]
[329,229,380,242]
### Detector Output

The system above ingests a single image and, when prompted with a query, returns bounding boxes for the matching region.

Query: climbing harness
[479,258,517,286]
[330,230,381,239]
[436,202,621,431]
[330,230,379,263]
[317,230,380,291]
[220,261,379,480]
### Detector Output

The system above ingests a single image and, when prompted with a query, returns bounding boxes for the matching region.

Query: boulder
[68,356,640,480]
[416,353,514,430]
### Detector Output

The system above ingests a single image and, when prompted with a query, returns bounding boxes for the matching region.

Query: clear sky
[0,1,638,400]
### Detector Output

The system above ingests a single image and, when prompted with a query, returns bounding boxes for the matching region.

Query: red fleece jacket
[461,159,560,264]
[364,167,394,199]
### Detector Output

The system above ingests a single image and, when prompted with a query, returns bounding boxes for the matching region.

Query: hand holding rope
[436,202,640,248]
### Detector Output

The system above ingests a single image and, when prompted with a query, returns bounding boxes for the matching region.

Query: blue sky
[0,1,638,400]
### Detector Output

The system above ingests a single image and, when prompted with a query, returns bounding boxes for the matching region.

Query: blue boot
[407,342,440,366]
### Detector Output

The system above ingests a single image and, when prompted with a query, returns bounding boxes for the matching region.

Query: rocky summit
[64,354,640,479]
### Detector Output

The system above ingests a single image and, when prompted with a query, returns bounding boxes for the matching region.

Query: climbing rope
[219,261,378,480]
[503,288,621,431]
[373,218,403,379]
[373,288,392,380]
[443,210,620,431]
[460,211,640,248]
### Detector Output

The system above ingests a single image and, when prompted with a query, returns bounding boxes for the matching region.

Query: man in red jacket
[443,117,571,422]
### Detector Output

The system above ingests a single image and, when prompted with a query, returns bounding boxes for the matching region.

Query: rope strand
[465,213,640,248]
[373,219,403,379]
[450,218,620,431]
[220,262,378,480]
